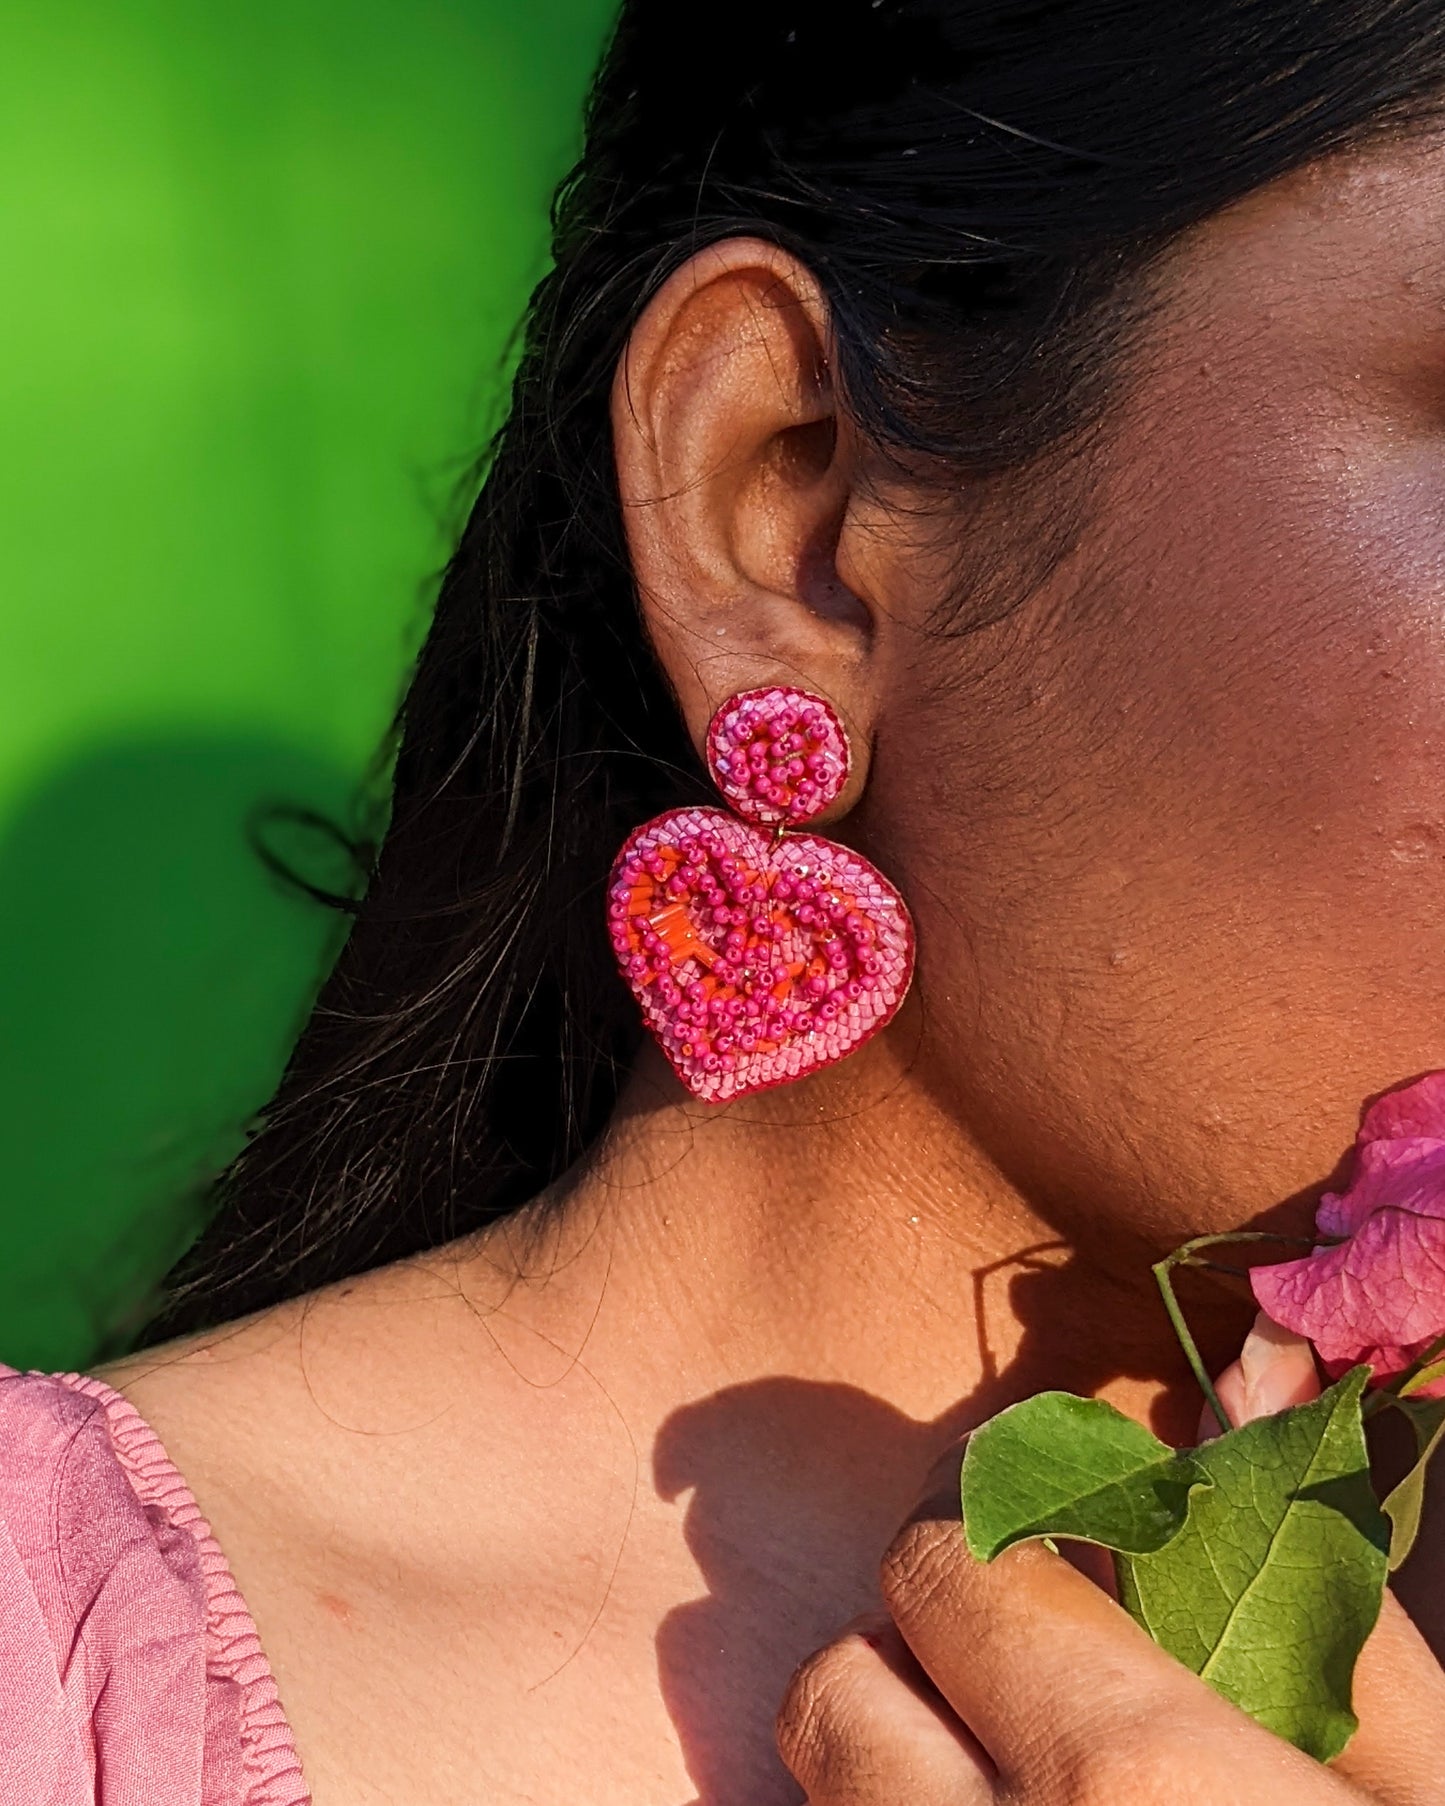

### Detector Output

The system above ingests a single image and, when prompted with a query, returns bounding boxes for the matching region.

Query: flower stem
[1153,1250,1231,1434]
[1361,1346,1445,1420]
[1151,1231,1311,1433]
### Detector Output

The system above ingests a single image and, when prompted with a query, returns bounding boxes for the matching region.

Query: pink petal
[1315,1136,1445,1238]
[1357,1071,1445,1148]
[1253,1199,1445,1365]
[1318,1340,1445,1398]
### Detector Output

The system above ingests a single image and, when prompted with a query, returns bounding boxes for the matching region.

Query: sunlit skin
[108,126,1445,1804]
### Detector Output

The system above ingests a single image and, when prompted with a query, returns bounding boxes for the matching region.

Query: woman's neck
[455,1034,1236,1461]
[107,1033,1259,1805]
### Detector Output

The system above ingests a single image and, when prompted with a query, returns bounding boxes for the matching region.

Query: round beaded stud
[607,685,914,1104]
[705,686,850,826]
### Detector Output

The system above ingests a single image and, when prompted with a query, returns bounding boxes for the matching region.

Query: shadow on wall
[0,733,358,1371]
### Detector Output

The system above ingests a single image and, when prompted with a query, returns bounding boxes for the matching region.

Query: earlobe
[610,237,879,768]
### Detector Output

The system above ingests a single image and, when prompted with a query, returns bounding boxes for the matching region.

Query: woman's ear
[611,238,877,802]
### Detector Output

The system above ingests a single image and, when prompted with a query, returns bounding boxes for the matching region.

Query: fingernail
[838,1609,890,1645]
[1238,1310,1321,1420]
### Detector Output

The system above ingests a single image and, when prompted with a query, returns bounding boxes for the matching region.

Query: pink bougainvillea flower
[1251,1071,1445,1397]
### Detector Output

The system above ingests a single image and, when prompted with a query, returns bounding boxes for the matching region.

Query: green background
[0,0,615,1368]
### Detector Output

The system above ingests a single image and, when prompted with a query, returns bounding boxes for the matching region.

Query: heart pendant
[607,807,915,1103]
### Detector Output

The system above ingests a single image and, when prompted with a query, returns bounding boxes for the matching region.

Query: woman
[7,0,1445,1799]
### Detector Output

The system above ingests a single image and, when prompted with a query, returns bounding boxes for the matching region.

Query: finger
[880,1511,1318,1794]
[1332,1589,1445,1803]
[1200,1310,1322,1438]
[1193,1320,1445,1799]
[776,1615,995,1805]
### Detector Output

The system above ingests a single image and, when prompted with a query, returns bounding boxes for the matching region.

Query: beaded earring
[606,685,915,1102]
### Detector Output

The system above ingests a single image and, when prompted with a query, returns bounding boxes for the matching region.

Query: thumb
[1199,1309,1321,1438]
[1334,1591,1445,1801]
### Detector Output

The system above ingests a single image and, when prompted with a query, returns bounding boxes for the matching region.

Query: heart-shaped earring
[607,685,915,1103]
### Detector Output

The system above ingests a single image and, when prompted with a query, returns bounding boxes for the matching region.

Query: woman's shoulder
[0,1363,308,1805]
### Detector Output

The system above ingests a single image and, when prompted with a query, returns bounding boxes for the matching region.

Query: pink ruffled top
[0,1365,309,1804]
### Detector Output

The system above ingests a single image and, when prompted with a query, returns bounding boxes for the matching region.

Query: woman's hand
[777,1328,1445,1804]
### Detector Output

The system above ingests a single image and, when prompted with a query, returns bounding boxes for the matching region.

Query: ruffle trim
[54,1372,310,1806]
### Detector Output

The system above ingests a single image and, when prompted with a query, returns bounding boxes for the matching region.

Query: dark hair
[152,0,1445,1336]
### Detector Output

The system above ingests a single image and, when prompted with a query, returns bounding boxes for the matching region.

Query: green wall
[0,1,615,1368]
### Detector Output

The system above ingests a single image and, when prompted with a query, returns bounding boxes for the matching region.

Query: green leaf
[1381,1396,1445,1571]
[1116,1368,1388,1763]
[960,1392,1208,1561]
[1399,1356,1445,1399]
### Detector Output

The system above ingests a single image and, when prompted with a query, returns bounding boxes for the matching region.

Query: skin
[108,124,1445,1803]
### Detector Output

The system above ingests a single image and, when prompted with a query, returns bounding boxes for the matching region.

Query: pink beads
[607,806,914,1104]
[706,686,849,826]
[608,683,913,1103]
